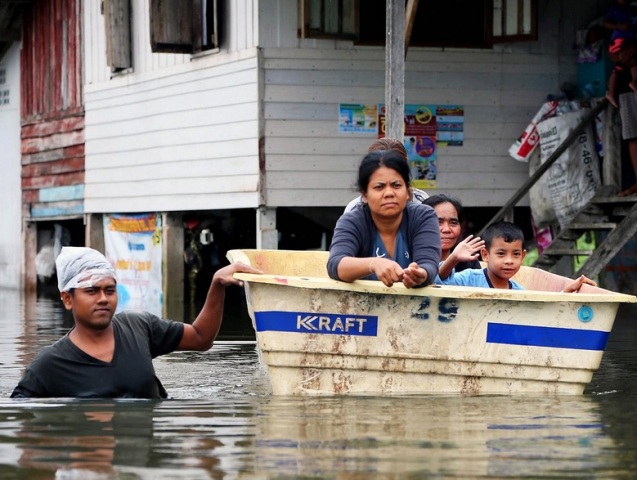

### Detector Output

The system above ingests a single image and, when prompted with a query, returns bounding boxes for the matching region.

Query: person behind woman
[327,150,441,288]
[343,138,429,213]
[423,194,484,280]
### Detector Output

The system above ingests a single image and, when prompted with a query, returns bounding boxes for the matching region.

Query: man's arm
[177,262,262,351]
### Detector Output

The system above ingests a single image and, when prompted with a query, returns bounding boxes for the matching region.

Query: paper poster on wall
[103,213,163,317]
[378,104,438,189]
[338,103,378,133]
[436,105,464,146]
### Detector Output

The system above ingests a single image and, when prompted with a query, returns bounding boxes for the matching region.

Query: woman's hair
[357,149,411,193]
[423,194,465,223]
[368,138,408,159]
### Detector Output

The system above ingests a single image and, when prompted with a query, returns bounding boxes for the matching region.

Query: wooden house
[2,0,633,315]
[0,41,22,289]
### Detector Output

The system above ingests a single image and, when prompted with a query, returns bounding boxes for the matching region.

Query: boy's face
[481,238,526,284]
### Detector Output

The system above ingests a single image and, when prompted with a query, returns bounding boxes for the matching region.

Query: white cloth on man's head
[56,247,117,292]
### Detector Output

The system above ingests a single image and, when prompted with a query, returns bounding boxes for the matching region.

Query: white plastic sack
[528,149,558,228]
[536,109,601,228]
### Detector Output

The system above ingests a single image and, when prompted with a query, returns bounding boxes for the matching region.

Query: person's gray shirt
[328,201,441,286]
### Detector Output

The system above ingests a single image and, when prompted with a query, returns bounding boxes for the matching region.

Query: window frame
[300,0,359,41]
[488,0,538,44]
[299,0,538,47]
[150,0,219,55]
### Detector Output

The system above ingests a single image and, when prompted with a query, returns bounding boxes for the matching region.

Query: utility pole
[385,0,405,140]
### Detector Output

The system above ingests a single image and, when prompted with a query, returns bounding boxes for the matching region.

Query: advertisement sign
[104,213,163,316]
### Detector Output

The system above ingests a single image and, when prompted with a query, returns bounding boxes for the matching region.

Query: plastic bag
[536,109,601,228]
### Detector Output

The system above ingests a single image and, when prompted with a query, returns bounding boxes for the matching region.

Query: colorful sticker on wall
[103,213,163,317]
[436,105,464,146]
[338,103,378,133]
[378,104,438,189]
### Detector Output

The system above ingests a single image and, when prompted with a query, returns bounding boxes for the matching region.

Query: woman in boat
[423,194,484,280]
[327,149,441,288]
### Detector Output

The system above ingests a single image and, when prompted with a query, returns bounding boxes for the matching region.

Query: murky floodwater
[1,289,637,479]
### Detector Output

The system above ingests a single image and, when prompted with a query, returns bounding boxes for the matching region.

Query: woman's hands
[370,258,427,288]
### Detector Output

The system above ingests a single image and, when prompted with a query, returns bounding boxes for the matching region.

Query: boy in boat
[435,221,596,292]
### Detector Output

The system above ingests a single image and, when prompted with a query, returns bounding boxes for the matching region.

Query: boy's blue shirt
[435,268,524,290]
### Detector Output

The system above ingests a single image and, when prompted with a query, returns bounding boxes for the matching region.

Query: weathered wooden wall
[83,0,261,214]
[258,0,603,208]
[20,0,84,220]
[0,43,22,288]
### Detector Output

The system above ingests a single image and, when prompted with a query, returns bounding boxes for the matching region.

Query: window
[489,0,537,43]
[150,0,219,54]
[300,0,358,40]
[103,0,132,71]
[300,0,537,47]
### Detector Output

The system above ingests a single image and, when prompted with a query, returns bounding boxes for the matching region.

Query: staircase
[532,186,637,277]
[479,98,637,280]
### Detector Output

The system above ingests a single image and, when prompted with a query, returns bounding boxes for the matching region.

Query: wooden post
[85,213,105,252]
[257,207,277,249]
[405,0,419,58]
[163,212,185,320]
[23,221,37,293]
[385,0,405,140]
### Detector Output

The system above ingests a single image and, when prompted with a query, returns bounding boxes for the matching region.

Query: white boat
[226,249,636,396]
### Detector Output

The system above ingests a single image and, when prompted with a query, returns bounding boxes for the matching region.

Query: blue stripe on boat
[486,323,609,351]
[255,311,378,337]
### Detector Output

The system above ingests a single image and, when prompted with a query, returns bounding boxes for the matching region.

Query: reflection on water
[0,289,637,478]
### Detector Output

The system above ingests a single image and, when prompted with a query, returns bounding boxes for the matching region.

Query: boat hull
[228,249,636,396]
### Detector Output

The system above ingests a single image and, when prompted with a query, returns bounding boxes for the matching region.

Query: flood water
[1,289,637,479]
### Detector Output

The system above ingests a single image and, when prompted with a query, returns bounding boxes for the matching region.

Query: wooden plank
[22,144,85,165]
[87,104,258,139]
[262,57,562,75]
[577,203,637,278]
[266,154,360,172]
[543,249,594,256]
[84,191,260,213]
[85,175,259,198]
[262,47,560,66]
[264,68,555,93]
[264,117,528,141]
[21,157,85,176]
[263,84,507,105]
[87,120,258,155]
[21,130,84,154]
[21,116,84,138]
[30,200,84,218]
[84,55,259,104]
[86,140,259,168]
[85,157,259,183]
[86,85,258,124]
[38,184,85,202]
[22,171,84,189]
[404,0,419,56]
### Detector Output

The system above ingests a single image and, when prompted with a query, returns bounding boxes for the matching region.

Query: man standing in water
[11,247,261,399]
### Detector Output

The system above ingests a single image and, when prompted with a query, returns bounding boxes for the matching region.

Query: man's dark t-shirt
[11,311,184,399]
